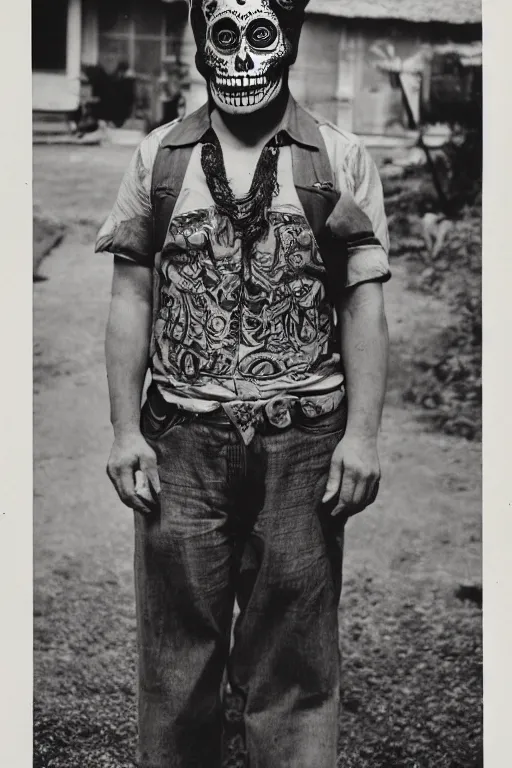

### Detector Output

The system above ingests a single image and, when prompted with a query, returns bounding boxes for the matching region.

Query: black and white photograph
[28,0,484,766]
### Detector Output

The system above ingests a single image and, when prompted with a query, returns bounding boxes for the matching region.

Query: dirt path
[33,146,481,768]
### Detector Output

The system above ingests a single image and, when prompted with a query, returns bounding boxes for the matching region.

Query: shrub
[402,206,482,441]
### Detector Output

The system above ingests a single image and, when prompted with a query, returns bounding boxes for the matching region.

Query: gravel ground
[33,145,482,768]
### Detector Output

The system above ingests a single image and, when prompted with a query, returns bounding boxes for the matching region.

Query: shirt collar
[161,95,322,151]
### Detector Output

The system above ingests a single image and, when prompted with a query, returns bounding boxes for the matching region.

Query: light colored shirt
[96,97,390,414]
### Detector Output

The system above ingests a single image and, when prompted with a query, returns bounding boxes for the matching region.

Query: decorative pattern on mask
[198,0,293,113]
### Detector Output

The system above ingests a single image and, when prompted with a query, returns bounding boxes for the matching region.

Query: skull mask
[190,0,308,114]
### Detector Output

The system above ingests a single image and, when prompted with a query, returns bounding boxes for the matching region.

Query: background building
[32,0,482,137]
[32,0,192,121]
[292,0,482,135]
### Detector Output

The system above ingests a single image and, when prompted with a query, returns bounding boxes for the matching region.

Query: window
[164,1,188,62]
[98,0,189,75]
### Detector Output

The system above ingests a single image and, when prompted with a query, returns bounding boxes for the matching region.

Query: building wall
[334,25,359,131]
[290,16,340,123]
[291,15,413,135]
[295,16,482,136]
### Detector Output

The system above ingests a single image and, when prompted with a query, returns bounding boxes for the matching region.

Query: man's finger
[350,478,368,509]
[140,460,161,498]
[332,470,357,517]
[135,469,159,511]
[342,479,370,519]
[118,467,153,515]
[117,466,135,500]
[322,455,343,504]
[341,477,381,518]
[366,478,380,508]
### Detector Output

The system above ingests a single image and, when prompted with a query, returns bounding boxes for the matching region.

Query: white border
[0,0,508,765]
[0,0,33,765]
[482,0,512,764]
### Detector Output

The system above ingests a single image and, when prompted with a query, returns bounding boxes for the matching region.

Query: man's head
[189,0,309,115]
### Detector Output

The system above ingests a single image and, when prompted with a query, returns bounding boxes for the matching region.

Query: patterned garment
[221,390,345,444]
[96,96,391,417]
[152,201,337,400]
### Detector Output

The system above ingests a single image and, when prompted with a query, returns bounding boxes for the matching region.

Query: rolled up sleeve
[95,138,156,267]
[341,141,391,289]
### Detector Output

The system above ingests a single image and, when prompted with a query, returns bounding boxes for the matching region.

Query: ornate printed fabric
[95,98,391,408]
[95,98,391,278]
[151,202,336,401]
[222,388,344,445]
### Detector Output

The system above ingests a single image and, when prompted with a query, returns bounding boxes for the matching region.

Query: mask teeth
[215,74,269,91]
[223,89,265,108]
[213,76,279,109]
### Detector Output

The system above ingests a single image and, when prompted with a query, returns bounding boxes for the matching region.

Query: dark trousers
[135,403,347,768]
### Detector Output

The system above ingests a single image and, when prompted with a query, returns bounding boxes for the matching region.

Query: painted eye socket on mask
[211,16,279,55]
[246,19,278,50]
[212,18,240,52]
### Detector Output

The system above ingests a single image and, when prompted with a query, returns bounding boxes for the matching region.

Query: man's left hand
[322,434,381,518]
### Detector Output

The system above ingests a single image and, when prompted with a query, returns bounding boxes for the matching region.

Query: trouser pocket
[140,384,189,442]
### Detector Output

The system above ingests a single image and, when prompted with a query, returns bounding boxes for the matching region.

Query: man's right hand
[107,431,161,515]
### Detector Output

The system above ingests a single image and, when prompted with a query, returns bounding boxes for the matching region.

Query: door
[32,0,82,112]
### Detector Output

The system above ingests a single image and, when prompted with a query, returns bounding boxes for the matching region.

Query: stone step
[33,110,72,140]
[33,131,102,146]
[33,122,71,136]
[33,110,69,124]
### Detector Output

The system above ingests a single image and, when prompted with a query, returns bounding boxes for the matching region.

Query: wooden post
[81,0,99,66]
[336,24,356,131]
[66,0,82,82]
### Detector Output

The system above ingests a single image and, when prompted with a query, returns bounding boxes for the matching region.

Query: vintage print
[33,1,482,766]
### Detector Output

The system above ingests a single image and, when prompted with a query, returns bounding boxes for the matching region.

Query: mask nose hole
[235,51,255,72]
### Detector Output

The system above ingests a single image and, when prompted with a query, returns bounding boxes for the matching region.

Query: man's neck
[210,84,290,150]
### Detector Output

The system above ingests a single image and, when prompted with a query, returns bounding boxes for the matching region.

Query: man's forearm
[339,282,389,440]
[105,279,152,439]
[104,261,159,515]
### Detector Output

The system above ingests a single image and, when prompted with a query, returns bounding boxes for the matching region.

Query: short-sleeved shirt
[96,96,390,412]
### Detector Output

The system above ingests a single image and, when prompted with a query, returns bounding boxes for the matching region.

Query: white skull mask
[200,0,293,114]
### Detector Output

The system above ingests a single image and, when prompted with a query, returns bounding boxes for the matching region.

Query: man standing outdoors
[96,1,390,766]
